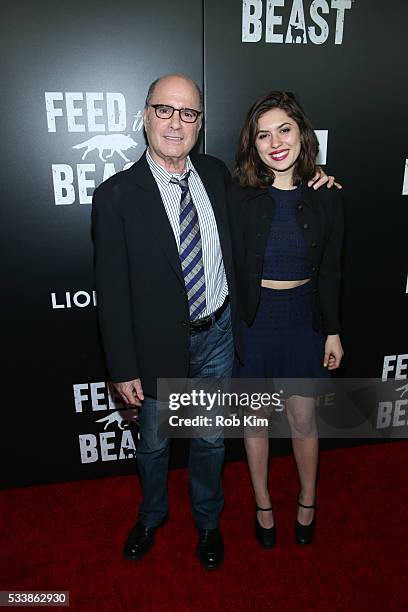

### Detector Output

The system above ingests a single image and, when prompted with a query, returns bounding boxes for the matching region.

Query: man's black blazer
[228,181,344,337]
[91,151,240,396]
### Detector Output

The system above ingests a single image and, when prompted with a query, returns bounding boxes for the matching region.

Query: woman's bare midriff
[261,278,311,290]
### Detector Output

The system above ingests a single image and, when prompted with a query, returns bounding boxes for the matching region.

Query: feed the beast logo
[378,355,408,431]
[242,0,353,45]
[74,381,138,464]
[45,92,144,206]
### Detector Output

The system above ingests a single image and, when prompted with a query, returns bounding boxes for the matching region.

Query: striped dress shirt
[146,149,228,318]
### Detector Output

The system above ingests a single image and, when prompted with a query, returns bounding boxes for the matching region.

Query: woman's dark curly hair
[234,91,319,188]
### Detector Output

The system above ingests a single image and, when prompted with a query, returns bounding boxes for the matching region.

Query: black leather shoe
[123,516,168,560]
[295,498,317,545]
[255,505,276,549]
[197,527,224,570]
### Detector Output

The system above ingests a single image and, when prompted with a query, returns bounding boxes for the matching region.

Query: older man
[92,74,237,569]
[92,74,334,569]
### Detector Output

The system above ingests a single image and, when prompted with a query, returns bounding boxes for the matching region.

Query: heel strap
[256,505,272,512]
[297,499,318,510]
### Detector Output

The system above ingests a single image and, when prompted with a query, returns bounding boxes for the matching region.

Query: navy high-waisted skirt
[234,282,329,389]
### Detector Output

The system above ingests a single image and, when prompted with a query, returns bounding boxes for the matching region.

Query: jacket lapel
[191,156,232,276]
[128,152,184,286]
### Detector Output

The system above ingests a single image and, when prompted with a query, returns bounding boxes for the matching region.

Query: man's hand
[115,378,144,406]
[323,335,344,370]
[308,166,342,190]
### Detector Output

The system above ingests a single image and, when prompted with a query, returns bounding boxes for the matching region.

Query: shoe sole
[196,552,224,570]
[123,551,149,560]
[256,538,276,549]
[123,537,155,561]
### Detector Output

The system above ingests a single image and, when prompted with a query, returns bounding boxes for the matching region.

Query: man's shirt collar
[146,148,195,189]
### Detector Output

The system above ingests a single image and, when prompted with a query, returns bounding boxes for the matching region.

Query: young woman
[230,91,344,547]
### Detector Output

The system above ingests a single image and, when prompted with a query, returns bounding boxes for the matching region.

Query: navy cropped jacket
[228,182,344,336]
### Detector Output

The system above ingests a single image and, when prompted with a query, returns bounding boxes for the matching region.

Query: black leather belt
[188,296,230,334]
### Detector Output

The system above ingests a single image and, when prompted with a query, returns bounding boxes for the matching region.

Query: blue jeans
[136,304,234,529]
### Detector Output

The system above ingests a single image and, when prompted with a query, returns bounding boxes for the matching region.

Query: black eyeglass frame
[148,104,202,123]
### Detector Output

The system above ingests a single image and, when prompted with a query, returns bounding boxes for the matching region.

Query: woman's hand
[323,334,344,370]
[308,166,342,190]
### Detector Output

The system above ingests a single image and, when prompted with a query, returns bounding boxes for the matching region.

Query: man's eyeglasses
[149,104,202,123]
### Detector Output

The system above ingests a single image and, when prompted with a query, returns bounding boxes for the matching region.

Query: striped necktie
[170,171,206,320]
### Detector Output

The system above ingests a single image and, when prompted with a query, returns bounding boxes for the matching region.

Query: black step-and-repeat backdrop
[2,1,407,487]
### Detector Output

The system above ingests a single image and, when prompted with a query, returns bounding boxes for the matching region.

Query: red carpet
[2,442,408,611]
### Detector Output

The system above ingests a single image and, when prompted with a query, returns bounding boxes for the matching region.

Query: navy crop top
[262,184,311,280]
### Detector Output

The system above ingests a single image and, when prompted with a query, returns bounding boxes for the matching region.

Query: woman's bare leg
[244,435,274,528]
[286,396,318,525]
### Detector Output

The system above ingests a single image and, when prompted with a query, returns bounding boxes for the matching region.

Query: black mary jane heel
[295,498,317,545]
[255,505,276,549]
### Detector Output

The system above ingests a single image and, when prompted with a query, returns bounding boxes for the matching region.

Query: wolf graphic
[396,383,408,398]
[96,410,129,430]
[72,134,137,162]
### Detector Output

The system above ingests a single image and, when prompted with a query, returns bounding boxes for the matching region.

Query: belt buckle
[189,314,212,334]
[189,301,227,334]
